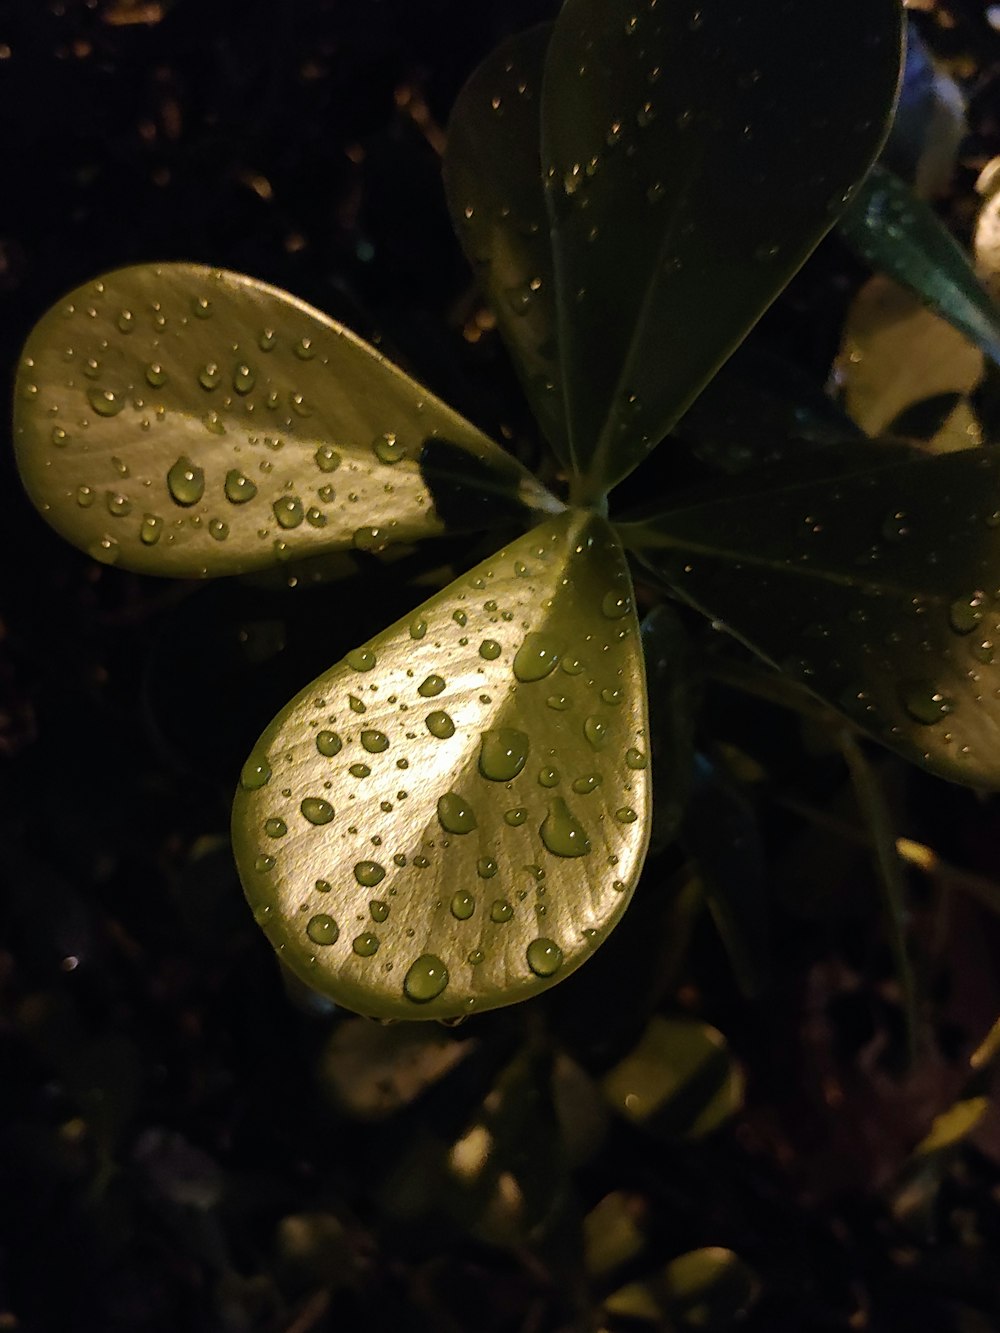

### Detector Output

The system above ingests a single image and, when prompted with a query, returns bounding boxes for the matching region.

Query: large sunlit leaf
[623,443,1000,787]
[13,264,557,576]
[539,0,902,498]
[839,164,1000,368]
[444,25,568,466]
[232,509,651,1020]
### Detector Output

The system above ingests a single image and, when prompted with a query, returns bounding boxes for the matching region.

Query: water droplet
[490,900,514,923]
[352,932,380,957]
[145,362,167,388]
[273,496,304,529]
[354,860,386,887]
[347,647,377,672]
[198,362,221,391]
[513,632,562,682]
[561,656,584,676]
[468,948,485,965]
[973,639,995,665]
[370,900,389,923]
[87,387,124,417]
[192,295,213,319]
[167,456,205,506]
[546,694,570,711]
[259,328,277,351]
[540,798,591,857]
[88,536,120,565]
[453,610,467,628]
[306,507,327,528]
[264,817,288,838]
[418,674,446,697]
[426,711,455,739]
[373,432,406,464]
[294,336,317,360]
[225,469,257,504]
[240,755,271,789]
[307,914,339,945]
[105,491,131,517]
[479,639,501,660]
[116,309,135,333]
[349,763,371,778]
[316,730,342,757]
[404,954,449,1002]
[881,510,910,542]
[479,728,529,781]
[572,774,601,795]
[361,729,389,753]
[601,687,624,706]
[477,857,498,879]
[255,854,275,872]
[899,680,955,726]
[602,590,631,619]
[504,807,528,826]
[209,518,229,541]
[140,513,163,545]
[949,592,986,635]
[349,696,366,714]
[625,747,647,770]
[315,879,332,894]
[526,937,563,977]
[301,797,334,825]
[233,364,255,394]
[584,715,609,749]
[451,890,475,920]
[438,792,477,834]
[315,444,341,472]
[409,617,427,641]
[615,806,638,824]
[538,767,561,790]
[51,426,69,447]
[76,486,95,508]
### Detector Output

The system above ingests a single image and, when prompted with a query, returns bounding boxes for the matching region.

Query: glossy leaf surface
[624,443,1000,787]
[540,0,902,497]
[444,26,568,464]
[840,164,1000,367]
[14,264,555,576]
[232,509,651,1020]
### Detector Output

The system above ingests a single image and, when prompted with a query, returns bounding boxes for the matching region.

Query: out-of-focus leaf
[539,0,902,498]
[623,443,1000,788]
[661,1247,760,1331]
[682,754,769,998]
[640,605,698,853]
[317,1017,472,1121]
[883,22,965,200]
[601,1015,743,1140]
[974,156,1000,305]
[233,510,651,1020]
[13,264,557,576]
[444,25,568,464]
[837,274,983,451]
[584,1191,647,1279]
[915,1096,990,1157]
[839,165,1000,368]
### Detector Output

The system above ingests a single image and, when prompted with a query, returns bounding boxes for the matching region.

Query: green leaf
[232,509,651,1020]
[661,1247,760,1332]
[14,263,557,577]
[444,25,568,466]
[839,164,1000,368]
[623,443,1000,787]
[540,0,902,499]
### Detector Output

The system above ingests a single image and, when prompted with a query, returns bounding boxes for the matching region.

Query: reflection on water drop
[167,456,205,506]
[240,755,271,789]
[404,954,449,1002]
[479,728,529,781]
[438,792,477,834]
[540,798,591,857]
[316,730,342,757]
[513,632,562,682]
[426,711,455,739]
[361,729,389,752]
[352,932,380,957]
[490,899,514,923]
[301,797,335,825]
[225,469,257,504]
[306,914,339,945]
[347,647,377,672]
[273,496,304,529]
[354,860,386,886]
[526,937,563,977]
[451,890,475,920]
[264,817,287,838]
[418,674,446,697]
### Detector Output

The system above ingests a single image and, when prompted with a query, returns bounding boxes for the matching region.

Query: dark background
[4,2,1000,1331]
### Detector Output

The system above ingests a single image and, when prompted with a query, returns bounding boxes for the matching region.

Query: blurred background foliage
[5,1,1000,1330]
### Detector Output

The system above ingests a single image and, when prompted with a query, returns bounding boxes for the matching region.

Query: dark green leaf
[839,164,1000,367]
[232,509,651,1020]
[640,604,698,851]
[14,264,557,576]
[540,0,902,498]
[661,1247,760,1331]
[623,442,1000,787]
[444,25,568,464]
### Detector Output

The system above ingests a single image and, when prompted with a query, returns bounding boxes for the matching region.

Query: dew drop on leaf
[354,861,386,887]
[306,914,339,945]
[316,730,342,757]
[437,792,477,834]
[478,728,529,781]
[526,937,563,977]
[418,674,446,697]
[404,954,449,1002]
[540,798,591,857]
[513,631,562,681]
[360,729,389,752]
[167,456,205,506]
[240,756,271,790]
[451,891,475,920]
[300,797,335,825]
[353,932,380,957]
[490,900,514,923]
[225,469,257,504]
[347,648,377,672]
[899,680,956,726]
[425,711,455,739]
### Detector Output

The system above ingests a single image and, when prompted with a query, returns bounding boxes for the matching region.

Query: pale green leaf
[14,264,557,576]
[540,0,902,498]
[232,509,650,1020]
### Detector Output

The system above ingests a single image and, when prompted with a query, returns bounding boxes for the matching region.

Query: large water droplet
[301,796,335,825]
[264,817,287,838]
[373,432,406,464]
[403,954,449,1002]
[490,899,514,923]
[899,680,955,726]
[409,617,427,641]
[418,674,446,697]
[451,890,475,920]
[167,456,205,506]
[625,747,647,770]
[426,711,455,739]
[584,715,609,749]
[370,900,389,923]
[354,860,386,887]
[479,728,529,781]
[353,932,380,957]
[87,387,124,417]
[540,798,591,858]
[106,491,131,517]
[438,792,477,834]
[306,914,339,945]
[526,937,563,977]
[273,496,304,529]
[140,513,163,545]
[225,469,257,504]
[572,774,601,795]
[347,648,377,672]
[240,755,271,789]
[479,639,501,660]
[361,729,389,752]
[513,632,562,682]
[315,444,341,473]
[316,730,342,757]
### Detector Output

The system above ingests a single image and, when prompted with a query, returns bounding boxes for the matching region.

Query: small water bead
[315,444,341,473]
[475,856,498,880]
[438,792,477,834]
[140,513,163,545]
[526,937,563,977]
[198,362,221,390]
[584,715,609,749]
[349,763,371,778]
[490,899,514,923]
[601,687,624,706]
[602,590,632,619]
[264,817,288,838]
[513,632,562,681]
[625,747,648,770]
[209,519,229,541]
[949,592,986,635]
[192,295,213,319]
[451,890,476,920]
[254,854,276,873]
[315,879,332,893]
[240,755,271,789]
[202,410,226,436]
[82,357,101,380]
[572,774,602,795]
[404,954,449,1002]
[899,680,955,726]
[418,674,446,697]
[479,728,529,782]
[89,536,120,565]
[561,655,585,676]
[373,432,406,464]
[167,456,205,506]
[409,617,427,641]
[349,696,366,713]
[87,387,124,417]
[273,496,304,529]
[479,639,501,660]
[369,900,390,923]
[882,510,910,542]
[504,807,528,826]
[973,640,995,665]
[353,932,380,957]
[546,694,570,711]
[306,914,340,945]
[51,426,69,447]
[347,647,377,672]
[259,328,277,351]
[289,392,313,417]
[145,362,168,388]
[452,610,468,628]
[106,491,131,517]
[305,508,327,528]
[540,798,591,857]
[300,797,334,825]
[615,806,638,824]
[76,486,95,508]
[426,711,455,739]
[361,729,389,752]
[224,469,257,504]
[294,336,317,360]
[539,767,560,789]
[316,730,343,757]
[413,854,429,868]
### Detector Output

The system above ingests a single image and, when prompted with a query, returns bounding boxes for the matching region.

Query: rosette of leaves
[13,0,906,1020]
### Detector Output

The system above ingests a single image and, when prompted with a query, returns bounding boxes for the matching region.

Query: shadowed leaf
[13,264,556,576]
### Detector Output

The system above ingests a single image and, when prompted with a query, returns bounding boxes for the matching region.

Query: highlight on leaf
[232,509,651,1019]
